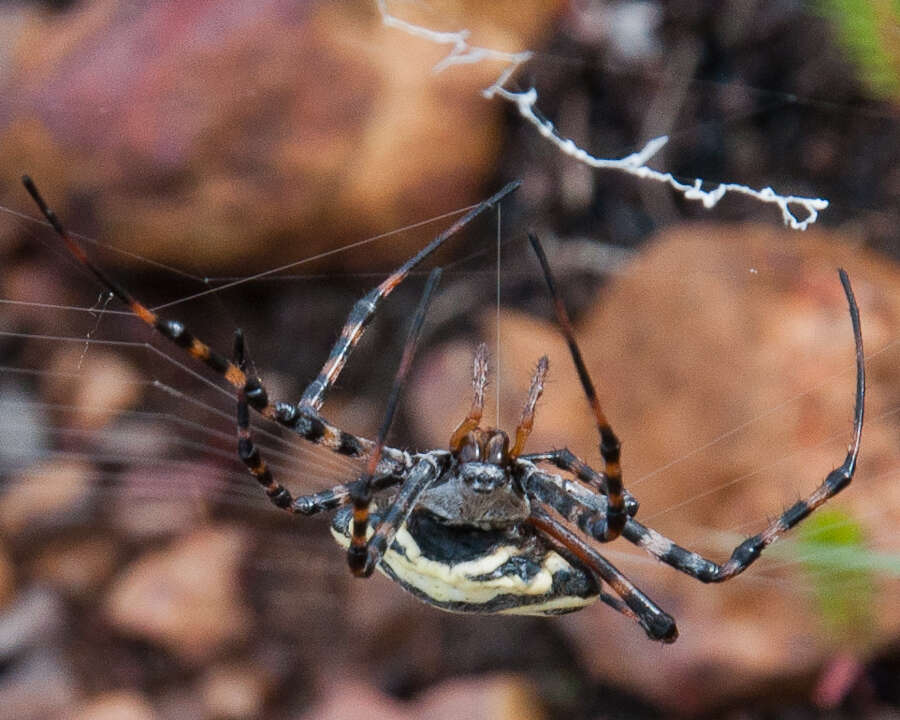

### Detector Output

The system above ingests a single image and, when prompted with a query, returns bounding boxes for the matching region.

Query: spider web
[0,0,898,712]
[1,193,896,580]
[1,0,897,595]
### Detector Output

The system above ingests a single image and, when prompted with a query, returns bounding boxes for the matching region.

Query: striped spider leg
[233,262,437,530]
[22,175,519,508]
[530,505,678,641]
[346,267,445,576]
[523,231,864,601]
[526,232,628,541]
[617,270,864,583]
[517,234,863,638]
[21,175,393,475]
[498,342,676,639]
[512,233,675,639]
[299,182,521,414]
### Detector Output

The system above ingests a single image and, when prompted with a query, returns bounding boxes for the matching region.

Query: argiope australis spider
[23,177,864,642]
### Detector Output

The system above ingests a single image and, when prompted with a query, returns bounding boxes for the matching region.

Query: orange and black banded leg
[23,175,249,392]
[22,176,400,469]
[622,269,864,583]
[521,448,639,518]
[509,356,548,458]
[527,232,626,540]
[354,455,447,575]
[348,267,443,576]
[232,331,399,514]
[521,467,637,546]
[449,342,489,450]
[233,329,296,510]
[530,505,678,642]
[301,181,520,413]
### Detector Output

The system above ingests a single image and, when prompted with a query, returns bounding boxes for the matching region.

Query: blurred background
[0,1,898,718]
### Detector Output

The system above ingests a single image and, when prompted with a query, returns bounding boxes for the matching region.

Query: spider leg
[530,493,652,625]
[622,269,865,583]
[596,591,644,625]
[300,182,520,413]
[509,356,549,457]
[449,342,489,451]
[21,176,397,468]
[348,267,442,575]
[527,233,625,539]
[520,465,632,543]
[234,329,295,510]
[521,448,639,516]
[290,475,407,516]
[233,329,407,513]
[355,455,446,576]
[530,505,678,642]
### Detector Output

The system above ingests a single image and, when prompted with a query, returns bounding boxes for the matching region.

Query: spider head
[456,429,510,494]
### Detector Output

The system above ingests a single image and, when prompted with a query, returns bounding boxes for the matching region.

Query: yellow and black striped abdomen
[331,506,600,615]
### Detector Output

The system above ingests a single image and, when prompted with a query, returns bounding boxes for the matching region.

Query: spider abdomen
[331,506,600,615]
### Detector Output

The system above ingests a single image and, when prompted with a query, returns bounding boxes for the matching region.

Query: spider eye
[484,431,509,466]
[458,432,482,463]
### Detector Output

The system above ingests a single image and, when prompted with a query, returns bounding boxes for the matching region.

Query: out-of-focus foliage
[817,0,900,99]
[797,508,876,644]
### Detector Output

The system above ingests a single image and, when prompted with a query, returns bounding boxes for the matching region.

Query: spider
[22,176,865,643]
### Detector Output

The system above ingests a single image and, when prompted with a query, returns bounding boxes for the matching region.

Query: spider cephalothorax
[23,176,864,642]
[417,433,533,530]
[421,422,533,527]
